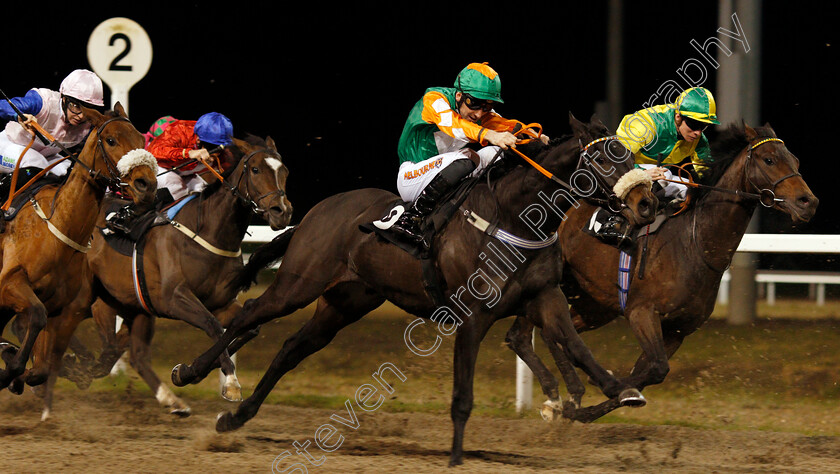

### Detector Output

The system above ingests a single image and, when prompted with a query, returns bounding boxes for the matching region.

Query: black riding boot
[105,204,137,234]
[596,213,633,247]
[390,159,476,248]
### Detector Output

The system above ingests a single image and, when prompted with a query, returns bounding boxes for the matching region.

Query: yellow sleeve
[615,111,657,155]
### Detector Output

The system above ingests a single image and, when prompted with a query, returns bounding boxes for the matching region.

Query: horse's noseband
[236,148,287,214]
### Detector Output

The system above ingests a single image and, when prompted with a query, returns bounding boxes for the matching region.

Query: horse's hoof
[448,455,464,467]
[170,407,192,418]
[0,342,18,364]
[618,388,647,407]
[9,377,24,395]
[215,411,242,433]
[222,384,243,402]
[25,371,48,387]
[171,364,192,386]
[540,399,563,422]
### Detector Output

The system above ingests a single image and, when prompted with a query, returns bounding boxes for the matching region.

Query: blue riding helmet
[194,112,234,146]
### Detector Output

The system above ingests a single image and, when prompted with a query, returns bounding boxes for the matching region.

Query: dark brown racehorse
[0,104,158,392]
[169,114,658,466]
[34,135,292,419]
[505,123,819,423]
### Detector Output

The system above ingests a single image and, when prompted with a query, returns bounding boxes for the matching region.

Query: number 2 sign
[87,17,152,114]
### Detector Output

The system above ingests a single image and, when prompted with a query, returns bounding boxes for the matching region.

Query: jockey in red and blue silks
[104,112,236,235]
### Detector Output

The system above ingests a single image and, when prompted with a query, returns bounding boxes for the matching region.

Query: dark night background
[4,3,837,271]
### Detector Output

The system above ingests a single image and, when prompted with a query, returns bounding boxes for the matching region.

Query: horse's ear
[82,105,106,128]
[265,136,277,151]
[589,113,609,134]
[743,121,758,140]
[113,102,128,119]
[231,137,249,152]
[569,112,588,139]
[762,122,777,136]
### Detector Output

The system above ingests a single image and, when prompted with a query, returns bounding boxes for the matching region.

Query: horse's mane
[484,133,575,183]
[198,138,249,197]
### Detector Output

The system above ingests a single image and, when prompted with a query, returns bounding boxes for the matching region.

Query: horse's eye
[595,156,605,164]
[764,157,774,165]
[106,137,117,146]
[251,167,260,174]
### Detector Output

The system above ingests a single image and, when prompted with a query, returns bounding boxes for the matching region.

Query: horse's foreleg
[163,285,241,401]
[216,294,372,433]
[528,289,626,400]
[504,316,562,404]
[197,303,262,374]
[449,313,495,467]
[0,276,47,390]
[172,270,326,387]
[127,313,191,416]
[538,322,587,411]
[32,306,88,420]
[621,312,686,391]
[85,298,132,379]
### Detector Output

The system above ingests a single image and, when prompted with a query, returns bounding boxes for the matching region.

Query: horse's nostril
[134,179,148,192]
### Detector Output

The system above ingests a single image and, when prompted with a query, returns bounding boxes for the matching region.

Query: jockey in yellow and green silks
[592,87,721,246]
[616,87,720,200]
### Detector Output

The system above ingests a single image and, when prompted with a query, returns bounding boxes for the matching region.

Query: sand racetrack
[3,387,840,473]
[4,302,840,473]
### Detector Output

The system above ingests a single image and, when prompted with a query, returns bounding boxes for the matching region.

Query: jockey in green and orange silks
[390,62,546,248]
[616,87,720,201]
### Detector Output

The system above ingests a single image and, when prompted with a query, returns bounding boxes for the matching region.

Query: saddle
[359,172,477,258]
[583,200,684,311]
[98,189,178,255]
[1,172,66,233]
[358,172,487,307]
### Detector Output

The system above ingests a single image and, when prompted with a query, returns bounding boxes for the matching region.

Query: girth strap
[168,220,242,258]
[30,198,91,253]
[460,207,557,250]
[132,234,158,315]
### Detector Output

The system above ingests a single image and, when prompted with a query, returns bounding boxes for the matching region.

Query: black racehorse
[170,114,659,466]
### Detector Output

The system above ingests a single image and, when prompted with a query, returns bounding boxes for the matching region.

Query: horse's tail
[229,226,297,293]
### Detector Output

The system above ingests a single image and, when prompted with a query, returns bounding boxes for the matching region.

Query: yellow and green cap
[675,87,720,124]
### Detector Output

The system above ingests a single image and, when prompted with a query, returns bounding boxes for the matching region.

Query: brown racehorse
[36,134,292,419]
[169,114,658,466]
[31,136,292,416]
[504,123,819,423]
[0,104,157,392]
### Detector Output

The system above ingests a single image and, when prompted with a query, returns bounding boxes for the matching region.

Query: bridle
[742,137,800,207]
[665,136,797,209]
[91,117,135,190]
[689,136,799,273]
[226,147,287,214]
[578,135,634,213]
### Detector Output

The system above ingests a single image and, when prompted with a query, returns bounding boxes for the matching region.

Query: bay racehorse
[0,104,158,392]
[505,122,819,423]
[35,134,292,418]
[169,114,658,466]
